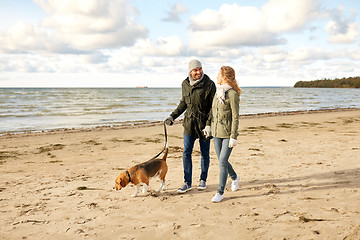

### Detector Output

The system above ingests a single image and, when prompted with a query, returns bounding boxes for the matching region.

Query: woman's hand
[228,138,237,148]
[202,126,211,138]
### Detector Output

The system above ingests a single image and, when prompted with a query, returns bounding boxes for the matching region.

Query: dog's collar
[126,170,132,183]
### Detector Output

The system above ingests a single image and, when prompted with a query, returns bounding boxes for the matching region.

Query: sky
[0,0,360,88]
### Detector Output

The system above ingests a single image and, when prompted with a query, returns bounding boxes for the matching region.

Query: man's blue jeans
[213,137,237,195]
[183,134,210,186]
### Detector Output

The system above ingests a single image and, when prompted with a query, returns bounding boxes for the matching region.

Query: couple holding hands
[165,59,241,203]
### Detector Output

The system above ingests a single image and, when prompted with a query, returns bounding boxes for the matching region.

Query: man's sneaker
[211,193,223,203]
[231,174,240,191]
[197,180,207,190]
[177,183,192,193]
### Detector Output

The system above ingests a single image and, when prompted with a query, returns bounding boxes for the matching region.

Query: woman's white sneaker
[211,193,223,203]
[231,174,240,191]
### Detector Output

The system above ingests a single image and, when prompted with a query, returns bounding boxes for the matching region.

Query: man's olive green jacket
[170,74,216,139]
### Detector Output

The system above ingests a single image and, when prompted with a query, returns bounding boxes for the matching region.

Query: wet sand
[0,109,359,239]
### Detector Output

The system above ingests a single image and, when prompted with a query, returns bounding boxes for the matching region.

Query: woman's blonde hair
[220,66,242,96]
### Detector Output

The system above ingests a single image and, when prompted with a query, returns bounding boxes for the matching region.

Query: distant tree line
[294,76,360,88]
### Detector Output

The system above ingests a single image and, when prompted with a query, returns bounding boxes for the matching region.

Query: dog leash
[149,121,168,160]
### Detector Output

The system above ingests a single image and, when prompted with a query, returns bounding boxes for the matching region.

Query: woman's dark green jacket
[170,74,216,139]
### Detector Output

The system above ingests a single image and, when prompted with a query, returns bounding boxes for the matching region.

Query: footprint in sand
[36,144,66,154]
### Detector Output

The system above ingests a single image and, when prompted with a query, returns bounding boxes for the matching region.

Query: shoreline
[1,107,359,138]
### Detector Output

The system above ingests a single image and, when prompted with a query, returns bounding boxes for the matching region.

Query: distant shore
[294,76,360,88]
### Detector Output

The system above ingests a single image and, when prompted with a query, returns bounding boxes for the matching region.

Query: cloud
[37,0,148,50]
[188,4,282,49]
[79,52,109,64]
[131,36,186,56]
[162,3,188,22]
[105,48,187,75]
[262,0,319,33]
[0,22,46,53]
[258,47,287,63]
[288,47,334,63]
[188,0,319,51]
[0,21,83,54]
[0,53,57,72]
[0,0,148,54]
[326,22,359,43]
[325,5,359,44]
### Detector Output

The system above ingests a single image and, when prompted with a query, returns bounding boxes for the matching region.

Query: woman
[203,66,241,203]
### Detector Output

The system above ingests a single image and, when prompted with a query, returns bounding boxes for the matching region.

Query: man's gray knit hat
[188,59,202,72]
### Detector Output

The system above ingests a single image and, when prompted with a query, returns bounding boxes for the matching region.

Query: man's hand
[164,116,174,126]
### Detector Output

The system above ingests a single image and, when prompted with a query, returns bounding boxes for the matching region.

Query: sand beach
[1,109,359,239]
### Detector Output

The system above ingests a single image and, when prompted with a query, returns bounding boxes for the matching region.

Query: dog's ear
[114,174,123,190]
[120,177,127,187]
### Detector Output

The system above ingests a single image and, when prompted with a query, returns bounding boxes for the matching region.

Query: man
[165,59,216,193]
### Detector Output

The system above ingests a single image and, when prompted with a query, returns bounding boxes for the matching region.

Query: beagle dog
[114,144,168,197]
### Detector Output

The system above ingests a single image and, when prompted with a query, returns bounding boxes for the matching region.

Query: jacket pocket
[182,115,190,129]
[219,101,230,111]
[220,119,231,136]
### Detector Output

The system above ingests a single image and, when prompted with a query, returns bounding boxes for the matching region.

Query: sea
[1,87,360,134]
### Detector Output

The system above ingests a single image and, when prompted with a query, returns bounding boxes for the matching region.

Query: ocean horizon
[1,87,360,134]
